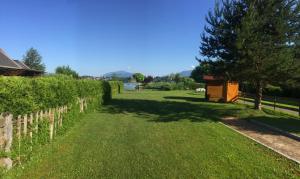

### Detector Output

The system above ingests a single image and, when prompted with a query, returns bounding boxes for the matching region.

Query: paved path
[237,100,299,116]
[221,117,300,164]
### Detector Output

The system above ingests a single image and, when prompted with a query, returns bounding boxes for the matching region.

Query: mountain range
[178,70,192,77]
[103,71,133,78]
[103,70,192,78]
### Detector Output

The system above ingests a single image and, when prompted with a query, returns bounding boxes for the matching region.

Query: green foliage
[55,65,79,78]
[109,81,124,96]
[143,76,154,83]
[0,75,123,116]
[144,81,204,91]
[0,75,124,166]
[200,0,300,109]
[22,47,46,72]
[133,73,145,83]
[264,85,283,97]
[5,91,300,178]
[191,62,214,83]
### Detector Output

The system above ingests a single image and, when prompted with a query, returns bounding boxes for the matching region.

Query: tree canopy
[200,0,300,109]
[55,65,79,78]
[22,48,46,72]
[133,73,145,83]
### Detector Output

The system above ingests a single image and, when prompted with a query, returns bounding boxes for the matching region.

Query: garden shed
[203,75,239,102]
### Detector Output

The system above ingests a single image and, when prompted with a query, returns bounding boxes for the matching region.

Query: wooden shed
[203,75,239,102]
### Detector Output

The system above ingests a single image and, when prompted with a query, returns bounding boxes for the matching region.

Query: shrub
[144,81,204,91]
[109,81,124,95]
[0,75,123,165]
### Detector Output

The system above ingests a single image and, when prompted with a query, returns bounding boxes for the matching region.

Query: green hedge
[0,75,123,166]
[0,75,122,116]
[144,82,205,91]
[109,81,124,95]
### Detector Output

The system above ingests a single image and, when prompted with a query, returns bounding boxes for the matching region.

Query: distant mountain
[179,70,192,77]
[103,71,133,78]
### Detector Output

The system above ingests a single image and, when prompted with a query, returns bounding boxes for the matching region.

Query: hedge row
[0,75,122,116]
[0,75,123,166]
[109,81,124,96]
[144,82,205,91]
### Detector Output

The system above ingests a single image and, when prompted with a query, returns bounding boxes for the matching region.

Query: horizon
[0,0,215,76]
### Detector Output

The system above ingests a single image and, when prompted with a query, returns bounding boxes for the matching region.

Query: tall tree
[236,0,300,109]
[55,65,79,78]
[133,73,145,83]
[200,0,246,79]
[191,62,214,83]
[200,0,300,110]
[23,48,45,72]
[144,76,154,83]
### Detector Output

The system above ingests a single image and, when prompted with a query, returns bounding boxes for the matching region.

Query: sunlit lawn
[5,90,300,178]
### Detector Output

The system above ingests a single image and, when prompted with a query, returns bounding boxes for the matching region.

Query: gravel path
[221,117,300,164]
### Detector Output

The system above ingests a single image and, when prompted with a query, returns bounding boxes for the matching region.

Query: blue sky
[0,0,215,76]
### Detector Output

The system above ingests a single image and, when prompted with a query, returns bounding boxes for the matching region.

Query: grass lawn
[239,97,299,111]
[4,90,300,178]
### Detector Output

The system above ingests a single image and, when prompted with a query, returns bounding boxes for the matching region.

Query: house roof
[203,75,224,81]
[0,48,43,76]
[14,60,31,70]
[0,48,20,69]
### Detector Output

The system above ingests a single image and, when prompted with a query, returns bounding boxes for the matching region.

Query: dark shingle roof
[0,48,20,69]
[14,60,31,70]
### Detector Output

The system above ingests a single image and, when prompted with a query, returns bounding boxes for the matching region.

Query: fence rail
[239,92,300,117]
[0,98,88,169]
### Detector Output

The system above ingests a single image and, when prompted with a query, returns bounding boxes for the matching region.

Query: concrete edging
[219,122,300,165]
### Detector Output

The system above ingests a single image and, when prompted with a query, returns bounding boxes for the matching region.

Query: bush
[0,75,123,116]
[0,75,123,165]
[144,81,204,91]
[264,84,283,96]
[109,81,124,95]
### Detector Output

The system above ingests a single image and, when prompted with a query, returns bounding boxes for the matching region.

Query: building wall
[206,82,224,102]
[226,82,239,102]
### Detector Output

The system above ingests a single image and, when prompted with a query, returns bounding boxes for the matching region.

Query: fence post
[29,113,33,151]
[0,113,13,169]
[49,109,54,141]
[23,114,27,136]
[274,96,276,111]
[35,112,39,134]
[298,100,300,117]
[17,115,21,164]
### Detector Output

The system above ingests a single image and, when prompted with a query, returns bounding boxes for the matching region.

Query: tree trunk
[254,80,263,110]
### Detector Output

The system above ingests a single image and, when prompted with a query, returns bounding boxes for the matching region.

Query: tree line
[21,47,79,78]
[192,0,300,110]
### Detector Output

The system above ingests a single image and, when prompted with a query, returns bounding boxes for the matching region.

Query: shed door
[207,84,223,102]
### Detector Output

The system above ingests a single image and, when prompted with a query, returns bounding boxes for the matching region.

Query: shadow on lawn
[102,95,300,135]
[163,96,207,102]
[242,115,300,135]
[102,97,241,123]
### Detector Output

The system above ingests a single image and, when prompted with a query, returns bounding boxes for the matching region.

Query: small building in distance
[203,75,239,102]
[0,48,43,76]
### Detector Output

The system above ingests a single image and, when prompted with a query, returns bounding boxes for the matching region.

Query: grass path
[5,91,300,178]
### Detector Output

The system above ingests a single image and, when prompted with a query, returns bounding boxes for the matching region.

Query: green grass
[4,90,300,178]
[240,97,299,110]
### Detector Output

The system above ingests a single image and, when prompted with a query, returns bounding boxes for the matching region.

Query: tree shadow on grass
[163,96,207,102]
[101,96,300,136]
[241,115,300,136]
[102,98,241,123]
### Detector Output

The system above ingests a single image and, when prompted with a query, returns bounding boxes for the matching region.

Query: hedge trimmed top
[0,75,123,116]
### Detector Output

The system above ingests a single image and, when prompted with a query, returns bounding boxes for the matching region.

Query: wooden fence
[239,92,300,116]
[0,98,88,169]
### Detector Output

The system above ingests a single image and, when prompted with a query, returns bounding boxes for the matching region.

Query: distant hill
[179,70,192,77]
[103,71,133,78]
